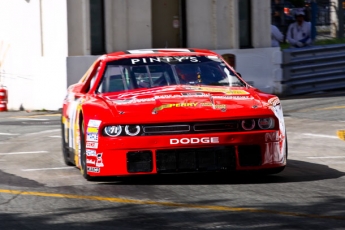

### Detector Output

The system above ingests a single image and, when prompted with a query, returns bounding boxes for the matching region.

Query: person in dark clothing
[272,0,283,26]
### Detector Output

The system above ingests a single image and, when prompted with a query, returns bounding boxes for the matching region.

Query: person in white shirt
[271,25,284,47]
[286,8,312,48]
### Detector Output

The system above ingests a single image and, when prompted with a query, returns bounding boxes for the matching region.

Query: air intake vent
[193,122,238,132]
[143,125,190,134]
[156,146,236,173]
[142,121,241,136]
[127,151,153,173]
[238,145,262,166]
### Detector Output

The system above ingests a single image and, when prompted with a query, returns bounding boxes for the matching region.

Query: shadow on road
[0,170,43,188]
[95,159,345,185]
[1,187,345,230]
[0,160,345,229]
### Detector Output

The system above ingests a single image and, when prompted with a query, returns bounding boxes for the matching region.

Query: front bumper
[85,130,286,176]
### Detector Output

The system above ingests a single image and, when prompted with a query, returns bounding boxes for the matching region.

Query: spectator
[271,24,284,47]
[286,8,312,48]
[272,0,283,27]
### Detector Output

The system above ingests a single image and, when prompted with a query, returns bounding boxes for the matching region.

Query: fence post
[338,0,344,39]
[311,0,318,41]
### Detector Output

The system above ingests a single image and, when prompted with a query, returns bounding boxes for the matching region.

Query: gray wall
[66,56,98,87]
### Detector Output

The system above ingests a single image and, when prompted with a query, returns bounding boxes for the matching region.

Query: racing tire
[79,119,95,181]
[61,119,74,166]
[262,166,286,175]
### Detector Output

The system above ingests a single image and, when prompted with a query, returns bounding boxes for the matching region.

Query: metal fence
[281,44,345,96]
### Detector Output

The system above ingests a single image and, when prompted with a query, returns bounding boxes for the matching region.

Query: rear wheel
[61,119,74,166]
[79,119,95,181]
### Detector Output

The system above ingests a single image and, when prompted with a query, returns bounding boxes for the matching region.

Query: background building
[0,0,281,111]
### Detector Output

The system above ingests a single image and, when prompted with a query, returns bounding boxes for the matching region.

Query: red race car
[61,48,287,180]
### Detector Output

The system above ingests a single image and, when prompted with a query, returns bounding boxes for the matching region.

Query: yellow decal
[153,103,198,112]
[153,102,226,112]
[337,130,345,141]
[225,90,249,95]
[201,103,226,109]
[62,116,66,124]
[184,86,249,95]
[62,116,69,143]
[87,127,99,133]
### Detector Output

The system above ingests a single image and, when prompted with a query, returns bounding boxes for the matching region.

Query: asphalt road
[0,92,345,230]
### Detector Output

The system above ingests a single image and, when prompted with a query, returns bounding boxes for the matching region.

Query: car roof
[101,48,219,62]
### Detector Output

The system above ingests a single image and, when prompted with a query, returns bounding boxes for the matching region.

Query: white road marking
[16,118,49,121]
[302,133,338,139]
[307,156,345,159]
[22,167,74,172]
[24,129,60,136]
[49,136,61,138]
[327,162,345,164]
[289,151,309,154]
[0,133,19,136]
[0,151,48,155]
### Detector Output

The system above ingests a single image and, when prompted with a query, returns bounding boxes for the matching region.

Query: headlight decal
[241,119,256,131]
[104,125,122,137]
[258,118,275,129]
[125,125,141,136]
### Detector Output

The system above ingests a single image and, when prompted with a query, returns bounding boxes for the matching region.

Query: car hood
[100,85,270,123]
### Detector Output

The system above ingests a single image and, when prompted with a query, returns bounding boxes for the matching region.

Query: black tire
[79,119,95,181]
[61,119,74,166]
[263,166,286,175]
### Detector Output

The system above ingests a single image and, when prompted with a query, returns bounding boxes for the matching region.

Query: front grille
[127,151,153,173]
[193,122,238,131]
[143,121,240,135]
[238,145,262,166]
[143,125,190,134]
[156,146,236,173]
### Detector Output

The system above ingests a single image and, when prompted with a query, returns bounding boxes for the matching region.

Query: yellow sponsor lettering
[225,90,249,95]
[200,103,226,109]
[153,102,199,112]
[87,127,99,133]
[215,104,226,108]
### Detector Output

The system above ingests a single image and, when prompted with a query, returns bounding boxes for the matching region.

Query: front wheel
[61,119,74,166]
[262,166,285,175]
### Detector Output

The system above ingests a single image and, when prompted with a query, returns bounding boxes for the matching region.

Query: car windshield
[97,55,245,93]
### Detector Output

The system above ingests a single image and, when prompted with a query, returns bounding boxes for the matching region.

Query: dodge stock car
[61,48,287,180]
